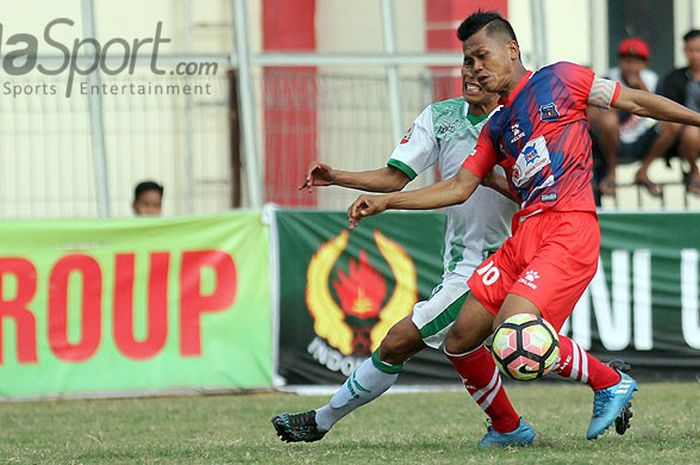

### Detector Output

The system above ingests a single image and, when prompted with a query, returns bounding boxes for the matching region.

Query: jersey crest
[400,123,414,144]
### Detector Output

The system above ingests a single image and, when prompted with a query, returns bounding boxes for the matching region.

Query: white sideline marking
[279,384,465,396]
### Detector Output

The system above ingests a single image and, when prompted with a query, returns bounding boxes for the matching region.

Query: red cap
[618,37,650,60]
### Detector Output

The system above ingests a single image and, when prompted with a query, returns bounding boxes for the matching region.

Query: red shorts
[467,211,600,331]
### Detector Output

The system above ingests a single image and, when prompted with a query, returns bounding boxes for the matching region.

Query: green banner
[564,211,700,375]
[274,210,450,384]
[274,210,700,383]
[0,212,271,399]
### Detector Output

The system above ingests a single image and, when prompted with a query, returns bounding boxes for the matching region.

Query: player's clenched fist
[299,161,335,192]
[347,194,390,228]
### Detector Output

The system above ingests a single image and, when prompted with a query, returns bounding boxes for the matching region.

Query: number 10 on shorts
[476,260,500,286]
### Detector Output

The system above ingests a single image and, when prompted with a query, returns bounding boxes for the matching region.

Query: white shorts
[411,273,470,349]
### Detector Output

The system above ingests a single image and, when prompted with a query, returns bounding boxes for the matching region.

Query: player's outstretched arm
[613,87,700,127]
[299,162,410,193]
[347,167,481,228]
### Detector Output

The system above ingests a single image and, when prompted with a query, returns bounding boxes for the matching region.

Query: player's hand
[480,168,499,189]
[299,161,335,192]
[347,194,390,229]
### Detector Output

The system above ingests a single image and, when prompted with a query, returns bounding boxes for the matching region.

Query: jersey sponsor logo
[436,122,456,136]
[305,230,417,370]
[541,192,558,202]
[518,269,540,290]
[539,102,560,121]
[509,122,525,143]
[400,123,414,144]
[557,354,572,372]
[512,136,551,187]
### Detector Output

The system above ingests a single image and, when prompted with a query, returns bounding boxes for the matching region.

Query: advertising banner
[274,210,453,384]
[567,212,700,376]
[0,212,271,399]
[275,210,700,383]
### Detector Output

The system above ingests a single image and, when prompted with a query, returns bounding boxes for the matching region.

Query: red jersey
[463,62,621,230]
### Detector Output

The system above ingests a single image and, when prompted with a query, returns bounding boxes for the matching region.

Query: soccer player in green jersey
[272,62,518,444]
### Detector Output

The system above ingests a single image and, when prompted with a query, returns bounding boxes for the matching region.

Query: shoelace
[287,413,316,432]
[592,389,615,418]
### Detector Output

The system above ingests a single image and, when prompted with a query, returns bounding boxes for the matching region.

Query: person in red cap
[655,29,700,195]
[588,37,665,197]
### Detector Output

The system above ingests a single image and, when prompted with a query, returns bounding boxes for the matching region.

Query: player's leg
[313,278,473,431]
[492,212,637,439]
[311,315,425,432]
[494,292,636,439]
[272,277,467,443]
[444,293,535,447]
[554,337,636,439]
[443,247,536,447]
[493,291,624,389]
[271,315,424,443]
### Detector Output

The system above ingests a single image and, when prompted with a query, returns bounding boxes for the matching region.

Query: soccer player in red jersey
[347,11,700,446]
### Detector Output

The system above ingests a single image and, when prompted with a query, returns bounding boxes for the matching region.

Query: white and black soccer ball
[491,313,560,381]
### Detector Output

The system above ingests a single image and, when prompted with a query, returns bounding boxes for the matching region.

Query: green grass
[1,382,698,465]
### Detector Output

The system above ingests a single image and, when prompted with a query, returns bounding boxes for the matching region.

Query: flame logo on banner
[305,230,417,356]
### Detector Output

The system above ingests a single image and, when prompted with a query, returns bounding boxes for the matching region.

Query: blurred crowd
[589,30,700,203]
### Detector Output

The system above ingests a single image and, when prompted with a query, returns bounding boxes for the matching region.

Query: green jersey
[387,97,518,279]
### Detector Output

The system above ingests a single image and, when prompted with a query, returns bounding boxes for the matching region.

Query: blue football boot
[607,360,635,435]
[586,371,638,440]
[479,418,537,447]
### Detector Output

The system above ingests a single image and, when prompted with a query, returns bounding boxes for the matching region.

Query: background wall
[1,0,698,218]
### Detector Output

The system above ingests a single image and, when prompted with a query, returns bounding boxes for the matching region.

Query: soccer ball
[491,313,559,381]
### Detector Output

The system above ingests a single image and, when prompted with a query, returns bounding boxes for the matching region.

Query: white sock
[314,354,401,432]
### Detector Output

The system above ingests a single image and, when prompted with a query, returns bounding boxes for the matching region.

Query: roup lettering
[0,250,237,365]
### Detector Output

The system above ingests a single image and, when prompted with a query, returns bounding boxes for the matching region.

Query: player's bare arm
[613,86,700,127]
[347,166,481,228]
[299,162,410,193]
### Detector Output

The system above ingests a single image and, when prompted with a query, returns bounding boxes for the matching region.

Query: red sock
[445,345,520,433]
[554,336,621,390]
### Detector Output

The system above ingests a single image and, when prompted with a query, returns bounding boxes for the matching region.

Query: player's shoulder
[430,97,465,117]
[542,61,588,76]
[538,61,595,88]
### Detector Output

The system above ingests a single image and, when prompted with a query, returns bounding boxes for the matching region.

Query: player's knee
[378,324,420,365]
[444,323,482,355]
[443,328,461,355]
[682,126,700,150]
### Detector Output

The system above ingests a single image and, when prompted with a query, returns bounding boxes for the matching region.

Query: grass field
[1,382,698,465]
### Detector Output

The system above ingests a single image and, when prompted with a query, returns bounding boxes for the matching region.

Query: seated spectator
[133,180,163,216]
[588,38,663,197]
[655,29,700,195]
